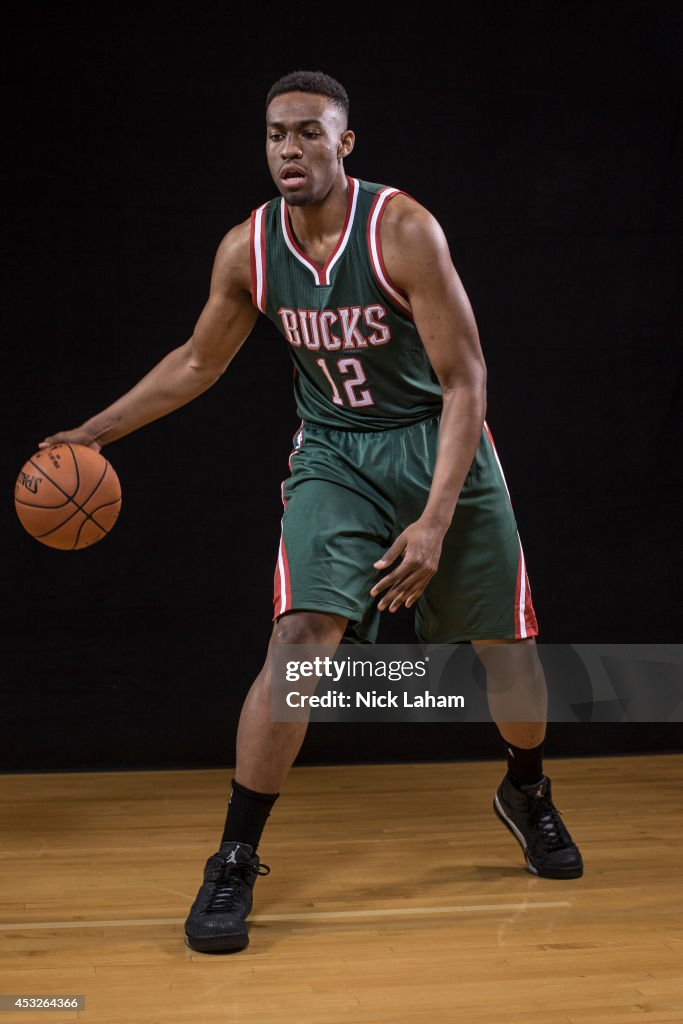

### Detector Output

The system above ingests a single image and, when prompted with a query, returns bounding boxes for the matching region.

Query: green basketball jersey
[250,177,443,431]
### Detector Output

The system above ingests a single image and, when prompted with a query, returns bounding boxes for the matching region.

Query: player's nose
[280,135,303,159]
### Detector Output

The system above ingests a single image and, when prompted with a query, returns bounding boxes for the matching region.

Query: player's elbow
[441,361,487,420]
[441,358,487,399]
[185,338,229,386]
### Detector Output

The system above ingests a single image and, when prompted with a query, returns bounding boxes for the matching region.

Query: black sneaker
[184,841,270,953]
[493,773,583,879]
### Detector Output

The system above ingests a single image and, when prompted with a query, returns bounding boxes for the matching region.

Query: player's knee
[474,638,547,720]
[271,611,346,647]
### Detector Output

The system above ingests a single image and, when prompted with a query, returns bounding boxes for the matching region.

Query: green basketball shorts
[272,417,538,644]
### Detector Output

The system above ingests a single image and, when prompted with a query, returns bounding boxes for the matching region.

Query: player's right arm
[40,220,258,451]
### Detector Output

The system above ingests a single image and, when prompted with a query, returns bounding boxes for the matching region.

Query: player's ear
[338,130,355,159]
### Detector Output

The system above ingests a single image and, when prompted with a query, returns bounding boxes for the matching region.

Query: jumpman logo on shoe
[225,848,239,865]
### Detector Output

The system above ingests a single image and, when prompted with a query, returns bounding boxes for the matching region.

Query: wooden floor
[1,755,682,1023]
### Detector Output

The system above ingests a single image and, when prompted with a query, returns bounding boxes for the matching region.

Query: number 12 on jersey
[316,357,374,408]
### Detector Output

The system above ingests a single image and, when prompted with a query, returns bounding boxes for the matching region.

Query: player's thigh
[414,431,537,643]
[416,505,523,643]
[277,475,390,636]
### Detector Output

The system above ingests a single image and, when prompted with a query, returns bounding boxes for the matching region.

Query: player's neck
[286,174,350,267]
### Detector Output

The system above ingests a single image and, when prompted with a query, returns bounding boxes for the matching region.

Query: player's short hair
[266,71,350,125]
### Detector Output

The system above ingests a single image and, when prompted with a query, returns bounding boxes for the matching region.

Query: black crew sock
[505,740,545,787]
[221,779,279,852]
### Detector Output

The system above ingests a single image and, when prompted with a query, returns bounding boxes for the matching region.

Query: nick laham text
[285,690,465,709]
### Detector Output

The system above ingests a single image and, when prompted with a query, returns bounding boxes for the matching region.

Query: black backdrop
[2,3,681,771]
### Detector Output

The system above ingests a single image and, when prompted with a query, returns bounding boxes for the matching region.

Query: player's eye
[269,133,284,142]
[302,130,320,139]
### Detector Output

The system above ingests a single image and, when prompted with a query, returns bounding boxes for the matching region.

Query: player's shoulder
[378,188,446,252]
[214,217,251,268]
[215,217,251,262]
[214,193,282,259]
[211,217,252,292]
[211,195,282,291]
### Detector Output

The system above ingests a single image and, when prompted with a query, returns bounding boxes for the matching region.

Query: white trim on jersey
[279,176,359,286]
[325,176,359,279]
[367,188,412,315]
[253,202,268,312]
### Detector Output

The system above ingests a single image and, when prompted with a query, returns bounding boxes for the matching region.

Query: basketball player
[41,70,583,953]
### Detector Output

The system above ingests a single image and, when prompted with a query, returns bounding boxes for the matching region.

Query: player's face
[266,92,354,206]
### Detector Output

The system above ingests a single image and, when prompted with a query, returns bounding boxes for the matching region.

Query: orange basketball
[14,443,122,550]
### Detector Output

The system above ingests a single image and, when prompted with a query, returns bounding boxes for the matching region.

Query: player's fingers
[38,432,76,449]
[372,562,419,598]
[373,535,406,570]
[370,568,402,597]
[377,570,424,610]
[378,588,404,612]
[386,568,436,611]
[39,433,101,452]
[387,583,420,612]
[405,583,429,608]
[373,558,429,600]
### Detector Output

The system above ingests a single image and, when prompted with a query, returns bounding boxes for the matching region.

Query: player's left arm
[370,195,487,612]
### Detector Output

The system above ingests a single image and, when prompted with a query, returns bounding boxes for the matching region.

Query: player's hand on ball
[371,519,445,612]
[15,442,122,550]
[39,428,102,452]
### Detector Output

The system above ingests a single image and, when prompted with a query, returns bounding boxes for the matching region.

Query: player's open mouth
[281,166,307,187]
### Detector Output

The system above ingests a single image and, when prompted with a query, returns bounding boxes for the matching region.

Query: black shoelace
[208,862,270,914]
[529,794,571,851]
